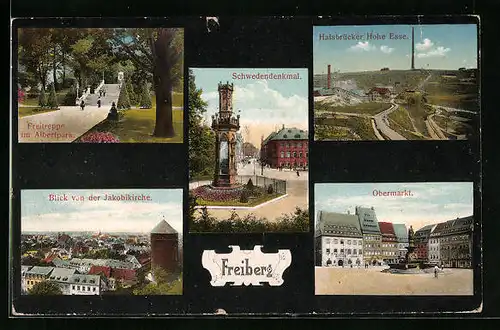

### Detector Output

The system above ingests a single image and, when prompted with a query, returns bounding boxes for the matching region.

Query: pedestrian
[103,89,106,97]
[80,99,85,111]
[97,98,101,108]
[434,265,439,278]
[296,170,300,177]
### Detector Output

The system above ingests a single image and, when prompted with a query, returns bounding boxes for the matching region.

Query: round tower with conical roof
[150,218,179,273]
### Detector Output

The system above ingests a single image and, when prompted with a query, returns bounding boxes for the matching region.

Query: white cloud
[416,46,451,58]
[348,41,376,52]
[380,45,394,54]
[415,38,434,51]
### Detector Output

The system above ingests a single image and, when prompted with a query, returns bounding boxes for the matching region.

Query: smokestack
[411,27,415,70]
[327,65,331,89]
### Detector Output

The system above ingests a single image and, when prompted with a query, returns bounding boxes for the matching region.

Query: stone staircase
[84,83,121,106]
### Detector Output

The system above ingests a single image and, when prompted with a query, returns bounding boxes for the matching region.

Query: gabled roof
[48,268,76,281]
[392,223,408,241]
[378,222,396,235]
[355,206,381,235]
[316,210,362,238]
[26,266,54,276]
[69,274,100,285]
[151,220,178,234]
[111,268,137,281]
[88,265,111,278]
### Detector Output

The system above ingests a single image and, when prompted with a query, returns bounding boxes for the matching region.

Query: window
[326,248,330,254]
[293,152,297,158]
[353,241,357,245]
[340,249,344,253]
[280,151,284,158]
[298,142,302,148]
[340,239,344,244]
[93,287,96,292]
[333,239,338,244]
[347,249,352,254]
[353,249,357,255]
[305,152,308,158]
[286,143,290,148]
[286,152,290,158]
[333,248,338,253]
[299,152,303,158]
[77,286,80,290]
[359,249,362,254]
[347,240,351,245]
[72,285,75,290]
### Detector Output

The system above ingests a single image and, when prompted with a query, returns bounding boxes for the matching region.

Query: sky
[21,189,183,234]
[313,24,478,74]
[314,182,474,230]
[191,68,309,147]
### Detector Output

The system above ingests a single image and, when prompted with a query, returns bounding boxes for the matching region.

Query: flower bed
[79,131,120,143]
[191,185,244,203]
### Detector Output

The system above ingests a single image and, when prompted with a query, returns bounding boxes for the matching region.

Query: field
[315,101,391,116]
[423,74,478,112]
[315,116,378,141]
[432,115,473,137]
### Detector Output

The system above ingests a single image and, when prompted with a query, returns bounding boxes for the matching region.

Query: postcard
[188,68,309,233]
[20,189,183,295]
[313,24,479,141]
[314,182,475,295]
[16,28,184,143]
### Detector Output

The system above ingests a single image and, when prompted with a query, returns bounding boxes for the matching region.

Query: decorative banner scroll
[201,245,292,286]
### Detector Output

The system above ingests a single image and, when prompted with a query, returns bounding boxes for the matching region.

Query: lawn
[388,106,414,132]
[315,101,391,116]
[18,107,59,118]
[196,192,284,207]
[315,116,378,141]
[21,88,71,106]
[77,107,183,143]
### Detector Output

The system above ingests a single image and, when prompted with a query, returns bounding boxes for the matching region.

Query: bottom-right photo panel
[314,182,475,296]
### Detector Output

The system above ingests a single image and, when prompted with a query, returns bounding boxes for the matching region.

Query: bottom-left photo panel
[19,189,183,296]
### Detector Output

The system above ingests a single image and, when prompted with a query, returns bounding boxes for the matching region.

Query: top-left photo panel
[15,27,184,143]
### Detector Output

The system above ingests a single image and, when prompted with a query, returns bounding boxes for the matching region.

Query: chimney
[327,64,331,89]
[411,27,415,70]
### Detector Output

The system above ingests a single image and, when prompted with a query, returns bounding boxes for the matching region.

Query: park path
[18,105,110,143]
[373,101,407,140]
[191,161,308,222]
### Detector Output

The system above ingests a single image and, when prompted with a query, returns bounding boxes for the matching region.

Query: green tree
[28,281,62,295]
[110,28,184,137]
[18,28,53,90]
[126,77,138,106]
[38,88,47,107]
[188,69,216,179]
[117,80,131,110]
[140,83,152,109]
[46,84,59,109]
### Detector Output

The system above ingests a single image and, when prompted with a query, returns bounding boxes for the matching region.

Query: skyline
[21,189,183,234]
[313,24,478,74]
[315,182,474,230]
[191,68,308,147]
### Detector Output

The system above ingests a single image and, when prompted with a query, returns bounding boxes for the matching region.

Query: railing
[94,80,105,95]
[76,87,91,105]
[236,175,287,194]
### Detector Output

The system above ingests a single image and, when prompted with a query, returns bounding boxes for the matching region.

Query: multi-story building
[379,222,399,264]
[260,125,308,169]
[428,222,447,265]
[356,206,383,265]
[439,216,474,268]
[21,265,32,294]
[68,274,102,295]
[392,223,409,260]
[315,210,364,267]
[413,224,436,262]
[24,266,54,292]
[48,268,77,295]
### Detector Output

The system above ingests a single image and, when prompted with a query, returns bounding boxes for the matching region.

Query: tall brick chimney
[327,64,331,89]
[411,27,415,70]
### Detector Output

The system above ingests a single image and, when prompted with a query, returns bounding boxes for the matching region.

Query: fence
[236,175,287,195]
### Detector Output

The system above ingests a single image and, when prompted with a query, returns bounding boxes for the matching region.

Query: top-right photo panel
[313,24,479,141]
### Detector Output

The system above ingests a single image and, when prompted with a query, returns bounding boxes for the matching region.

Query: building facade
[356,206,383,265]
[68,274,101,295]
[48,268,77,295]
[428,222,447,265]
[413,224,436,262]
[379,222,399,264]
[315,210,364,267]
[392,223,409,260]
[24,266,54,292]
[439,216,473,268]
[260,126,308,169]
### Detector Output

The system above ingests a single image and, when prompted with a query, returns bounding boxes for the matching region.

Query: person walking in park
[97,97,102,108]
[296,169,300,177]
[80,99,85,111]
[434,265,439,278]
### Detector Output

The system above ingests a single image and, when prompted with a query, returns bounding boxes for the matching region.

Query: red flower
[80,132,120,143]
[18,89,25,103]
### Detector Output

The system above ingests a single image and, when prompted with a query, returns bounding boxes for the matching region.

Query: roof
[355,207,381,235]
[48,268,76,281]
[378,222,396,235]
[151,220,178,234]
[368,87,391,95]
[316,211,362,238]
[21,265,32,274]
[88,265,112,278]
[414,224,436,243]
[262,127,308,145]
[69,274,100,285]
[392,223,408,242]
[431,216,473,237]
[111,268,137,281]
[26,266,54,276]
[52,258,70,268]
